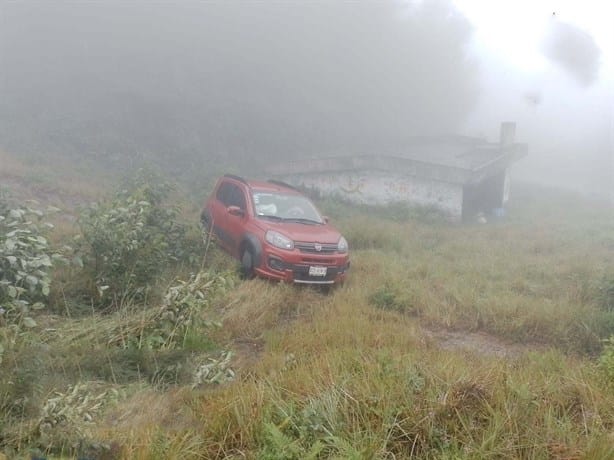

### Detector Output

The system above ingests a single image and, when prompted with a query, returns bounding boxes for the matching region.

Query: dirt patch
[424,327,548,358]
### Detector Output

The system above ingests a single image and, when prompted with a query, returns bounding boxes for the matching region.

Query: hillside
[1,153,613,459]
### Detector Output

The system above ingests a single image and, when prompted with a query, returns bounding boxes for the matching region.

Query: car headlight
[265,230,294,250]
[337,236,348,253]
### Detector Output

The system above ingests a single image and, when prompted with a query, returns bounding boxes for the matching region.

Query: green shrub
[0,197,65,327]
[60,270,234,385]
[76,169,203,308]
[134,270,234,351]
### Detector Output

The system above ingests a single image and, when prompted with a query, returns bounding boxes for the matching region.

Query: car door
[209,181,234,250]
[224,183,249,256]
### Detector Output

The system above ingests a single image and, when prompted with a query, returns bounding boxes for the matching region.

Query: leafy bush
[0,198,64,327]
[63,272,235,352]
[76,170,203,307]
[34,382,123,457]
[133,270,234,350]
[192,350,235,387]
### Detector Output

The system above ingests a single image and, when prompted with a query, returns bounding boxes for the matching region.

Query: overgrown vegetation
[0,196,65,328]
[1,164,613,458]
[76,169,204,309]
[0,172,236,457]
[596,272,614,312]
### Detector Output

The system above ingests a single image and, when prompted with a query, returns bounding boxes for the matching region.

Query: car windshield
[252,190,324,224]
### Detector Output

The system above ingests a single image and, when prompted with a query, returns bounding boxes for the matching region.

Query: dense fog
[461,11,612,199]
[0,1,477,167]
[0,0,612,198]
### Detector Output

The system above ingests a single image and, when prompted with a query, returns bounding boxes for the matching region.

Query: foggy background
[457,4,613,200]
[0,0,612,198]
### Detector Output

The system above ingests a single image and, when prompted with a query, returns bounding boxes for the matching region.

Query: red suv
[201,175,350,285]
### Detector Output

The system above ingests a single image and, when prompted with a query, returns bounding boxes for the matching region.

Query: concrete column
[500,122,516,147]
[499,123,516,209]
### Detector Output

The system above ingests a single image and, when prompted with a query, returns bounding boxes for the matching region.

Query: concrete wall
[281,170,464,220]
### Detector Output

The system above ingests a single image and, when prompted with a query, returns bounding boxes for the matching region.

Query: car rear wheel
[200,212,214,241]
[241,247,255,279]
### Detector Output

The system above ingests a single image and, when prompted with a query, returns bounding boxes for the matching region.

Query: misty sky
[0,0,612,197]
[453,0,613,198]
[0,1,477,160]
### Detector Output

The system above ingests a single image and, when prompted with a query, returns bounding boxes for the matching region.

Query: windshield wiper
[258,214,284,221]
[283,217,322,225]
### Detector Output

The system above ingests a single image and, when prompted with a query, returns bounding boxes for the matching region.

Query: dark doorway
[462,171,505,220]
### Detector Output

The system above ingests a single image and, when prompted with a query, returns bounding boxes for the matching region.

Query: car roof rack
[224,174,249,185]
[267,179,300,191]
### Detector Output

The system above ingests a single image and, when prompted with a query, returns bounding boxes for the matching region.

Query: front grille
[301,257,334,264]
[295,242,338,254]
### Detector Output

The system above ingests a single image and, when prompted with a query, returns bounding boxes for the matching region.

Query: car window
[229,185,246,210]
[217,182,246,210]
[215,182,234,206]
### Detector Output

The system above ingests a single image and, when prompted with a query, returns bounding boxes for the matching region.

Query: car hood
[255,220,342,244]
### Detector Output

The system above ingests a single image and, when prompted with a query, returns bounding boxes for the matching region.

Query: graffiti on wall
[383,180,410,198]
[340,176,366,195]
[286,170,463,218]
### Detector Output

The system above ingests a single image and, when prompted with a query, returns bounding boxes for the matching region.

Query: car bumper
[254,247,350,285]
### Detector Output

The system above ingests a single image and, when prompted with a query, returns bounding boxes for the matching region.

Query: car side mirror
[227,205,245,217]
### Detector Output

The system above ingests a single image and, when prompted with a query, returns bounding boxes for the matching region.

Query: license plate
[308,266,327,277]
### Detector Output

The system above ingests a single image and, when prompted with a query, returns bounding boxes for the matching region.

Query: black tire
[200,212,214,241]
[200,211,210,230]
[240,247,255,279]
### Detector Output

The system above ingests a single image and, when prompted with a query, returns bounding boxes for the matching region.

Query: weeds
[599,336,614,383]
[76,169,204,309]
[0,198,67,327]
[595,272,614,312]
[2,163,614,459]
[368,282,418,315]
[0,269,234,453]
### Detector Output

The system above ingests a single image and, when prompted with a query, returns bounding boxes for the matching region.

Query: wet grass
[1,159,613,458]
[87,188,614,458]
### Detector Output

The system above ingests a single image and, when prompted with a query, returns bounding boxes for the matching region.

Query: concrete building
[268,122,527,221]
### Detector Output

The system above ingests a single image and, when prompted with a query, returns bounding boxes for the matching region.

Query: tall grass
[1,158,613,458]
[107,293,614,458]
[336,198,614,353]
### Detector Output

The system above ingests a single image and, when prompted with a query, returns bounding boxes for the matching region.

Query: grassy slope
[112,191,613,459]
[1,156,613,459]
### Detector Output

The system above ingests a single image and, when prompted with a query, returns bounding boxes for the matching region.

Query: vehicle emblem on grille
[314,243,322,252]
